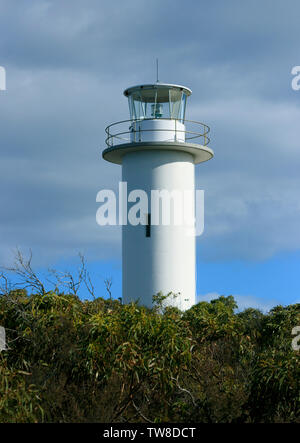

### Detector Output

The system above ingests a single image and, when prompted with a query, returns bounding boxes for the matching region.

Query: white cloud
[197,292,281,313]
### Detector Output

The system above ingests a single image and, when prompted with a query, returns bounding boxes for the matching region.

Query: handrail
[104,118,210,148]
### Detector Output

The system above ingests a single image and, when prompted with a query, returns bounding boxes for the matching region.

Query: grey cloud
[0,0,300,267]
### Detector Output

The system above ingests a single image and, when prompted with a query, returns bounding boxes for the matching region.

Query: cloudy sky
[0,0,299,311]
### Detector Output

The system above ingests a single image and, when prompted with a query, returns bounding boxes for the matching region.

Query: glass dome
[123,83,192,122]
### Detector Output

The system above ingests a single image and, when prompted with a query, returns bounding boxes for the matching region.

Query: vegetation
[0,254,299,423]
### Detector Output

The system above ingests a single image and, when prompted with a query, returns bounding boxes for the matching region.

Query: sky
[0,0,300,311]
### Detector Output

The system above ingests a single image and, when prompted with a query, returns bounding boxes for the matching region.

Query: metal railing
[105,118,210,148]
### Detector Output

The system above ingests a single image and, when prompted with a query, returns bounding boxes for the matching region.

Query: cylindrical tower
[102,82,213,310]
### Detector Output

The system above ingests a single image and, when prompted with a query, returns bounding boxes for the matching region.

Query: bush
[0,287,299,422]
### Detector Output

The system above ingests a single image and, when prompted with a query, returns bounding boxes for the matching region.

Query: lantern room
[123,83,192,122]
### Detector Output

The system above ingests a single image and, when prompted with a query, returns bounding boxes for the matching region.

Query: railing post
[108,126,111,146]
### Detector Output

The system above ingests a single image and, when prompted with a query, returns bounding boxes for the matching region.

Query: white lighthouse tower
[103,81,213,310]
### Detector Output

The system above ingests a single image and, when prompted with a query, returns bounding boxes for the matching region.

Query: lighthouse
[102,82,213,310]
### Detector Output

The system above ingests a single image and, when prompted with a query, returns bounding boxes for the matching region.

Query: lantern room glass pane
[127,87,188,122]
[179,93,187,122]
[169,89,182,120]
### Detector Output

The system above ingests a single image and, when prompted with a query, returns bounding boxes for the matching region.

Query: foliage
[0,359,44,423]
[0,277,299,422]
